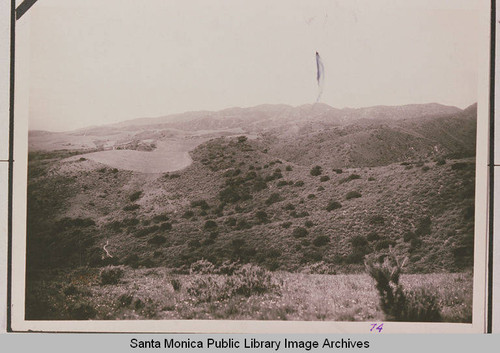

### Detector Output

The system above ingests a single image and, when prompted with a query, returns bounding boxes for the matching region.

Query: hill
[25,101,477,322]
[27,136,475,274]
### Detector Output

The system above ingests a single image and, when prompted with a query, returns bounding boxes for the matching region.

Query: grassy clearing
[26,268,472,322]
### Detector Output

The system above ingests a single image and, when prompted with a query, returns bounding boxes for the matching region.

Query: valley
[25,102,477,321]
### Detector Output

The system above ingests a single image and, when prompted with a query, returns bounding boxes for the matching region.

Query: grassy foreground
[26,268,472,322]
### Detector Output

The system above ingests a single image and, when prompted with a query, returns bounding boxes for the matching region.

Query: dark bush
[148,235,167,245]
[216,260,241,275]
[204,220,218,230]
[310,166,323,176]
[170,278,182,291]
[403,232,416,242]
[313,235,330,247]
[219,186,243,203]
[452,233,474,268]
[68,302,96,320]
[292,227,309,238]
[301,239,311,246]
[117,293,134,307]
[367,232,380,242]
[320,175,330,182]
[302,250,322,262]
[276,180,288,187]
[229,264,277,296]
[402,288,442,322]
[244,171,257,181]
[235,218,252,230]
[255,210,268,223]
[369,215,385,226]
[122,218,140,226]
[107,220,123,232]
[346,191,362,200]
[182,210,195,219]
[351,235,368,248]
[463,205,475,221]
[290,210,309,218]
[283,203,295,211]
[100,266,125,285]
[339,174,361,184]
[55,217,95,230]
[191,199,210,210]
[346,252,366,264]
[375,238,396,250]
[224,217,237,226]
[421,166,430,172]
[326,200,342,211]
[253,179,267,191]
[188,239,201,248]
[123,254,140,268]
[307,194,316,199]
[415,216,431,236]
[294,180,305,187]
[281,221,292,229]
[159,222,172,231]
[333,168,343,174]
[304,220,314,228]
[451,162,469,170]
[409,238,423,252]
[286,165,293,171]
[63,284,79,296]
[223,169,241,178]
[123,204,140,211]
[265,193,282,205]
[129,191,143,202]
[365,254,441,322]
[134,299,145,310]
[436,158,446,166]
[135,225,159,238]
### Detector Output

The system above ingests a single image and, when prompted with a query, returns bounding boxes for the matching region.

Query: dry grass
[26,268,472,322]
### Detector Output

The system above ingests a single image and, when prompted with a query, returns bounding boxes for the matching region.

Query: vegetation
[25,122,477,322]
[100,266,125,285]
[310,166,322,176]
[326,200,342,211]
[365,253,442,322]
[339,174,361,184]
[129,191,143,202]
[25,267,472,321]
[346,191,362,200]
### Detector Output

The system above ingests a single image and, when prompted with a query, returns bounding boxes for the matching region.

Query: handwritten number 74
[370,323,383,333]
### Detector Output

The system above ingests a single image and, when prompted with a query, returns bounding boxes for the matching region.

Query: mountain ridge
[30,102,470,134]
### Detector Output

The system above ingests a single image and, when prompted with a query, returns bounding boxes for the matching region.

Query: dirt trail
[103,240,113,258]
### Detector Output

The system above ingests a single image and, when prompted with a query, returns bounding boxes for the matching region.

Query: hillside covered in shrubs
[27,136,475,274]
[25,102,477,321]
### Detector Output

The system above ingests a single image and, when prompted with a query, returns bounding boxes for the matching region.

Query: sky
[23,0,482,131]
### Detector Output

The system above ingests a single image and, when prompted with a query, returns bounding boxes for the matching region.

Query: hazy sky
[24,0,481,131]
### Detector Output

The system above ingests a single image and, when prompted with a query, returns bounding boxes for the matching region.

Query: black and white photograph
[10,0,490,332]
